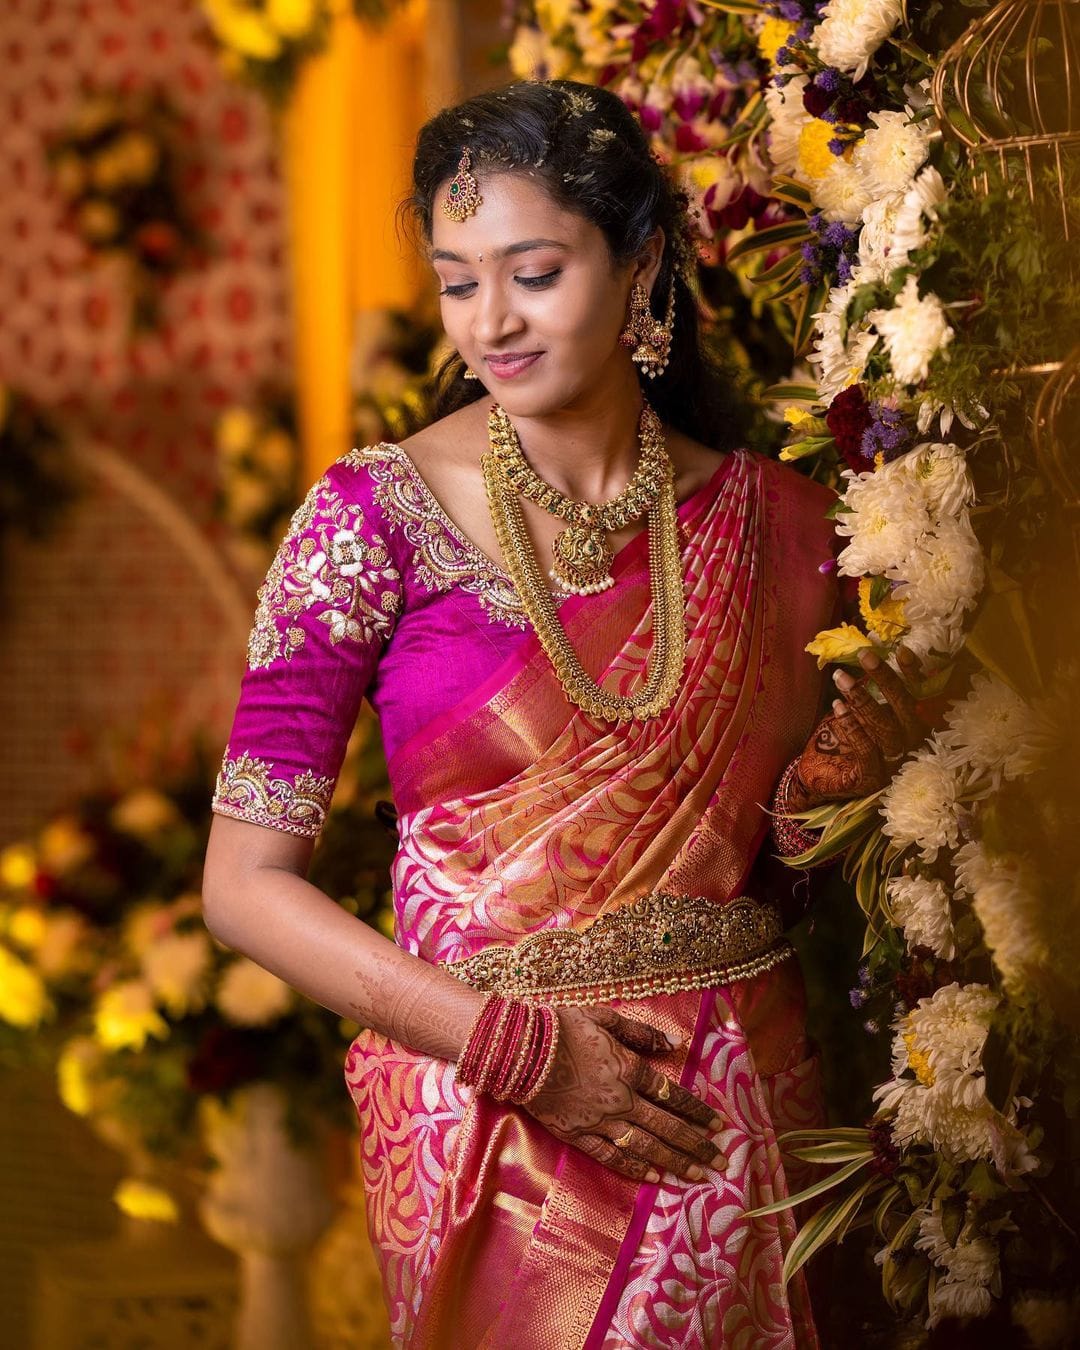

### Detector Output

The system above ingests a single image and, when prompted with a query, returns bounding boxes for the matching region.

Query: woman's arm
[202,813,487,1061]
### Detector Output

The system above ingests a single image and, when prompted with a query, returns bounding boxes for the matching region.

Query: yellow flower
[77,198,120,243]
[115,132,159,184]
[903,1023,936,1087]
[203,0,284,59]
[805,623,874,668]
[8,905,46,951]
[266,0,318,39]
[72,95,120,139]
[93,980,170,1051]
[783,406,818,429]
[536,0,576,30]
[57,1037,101,1116]
[110,788,181,839]
[36,911,91,979]
[0,843,37,890]
[39,817,95,874]
[757,17,798,66]
[859,576,909,642]
[90,147,128,192]
[113,1178,179,1224]
[216,406,259,459]
[251,429,295,482]
[53,151,86,199]
[797,120,845,180]
[0,946,52,1028]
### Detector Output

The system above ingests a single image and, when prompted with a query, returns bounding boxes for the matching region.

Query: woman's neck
[497,363,652,501]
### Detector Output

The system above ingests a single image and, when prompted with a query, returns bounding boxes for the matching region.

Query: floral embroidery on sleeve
[212,751,334,839]
[246,471,403,671]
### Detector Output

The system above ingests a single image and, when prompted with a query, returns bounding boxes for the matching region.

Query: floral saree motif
[213,438,838,1346]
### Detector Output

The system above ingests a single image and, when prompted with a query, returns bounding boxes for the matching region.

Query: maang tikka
[442,147,482,222]
[619,280,676,379]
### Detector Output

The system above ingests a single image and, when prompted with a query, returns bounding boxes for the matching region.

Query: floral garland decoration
[47,91,205,332]
[214,392,302,574]
[513,0,1080,1334]
[200,0,401,104]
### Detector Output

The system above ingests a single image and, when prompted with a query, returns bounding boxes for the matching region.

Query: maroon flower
[134,220,181,265]
[802,84,834,118]
[674,123,708,153]
[867,1119,900,1177]
[825,384,873,470]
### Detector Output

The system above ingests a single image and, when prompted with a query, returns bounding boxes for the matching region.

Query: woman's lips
[483,352,543,379]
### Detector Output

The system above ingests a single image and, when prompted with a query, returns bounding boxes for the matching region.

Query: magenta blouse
[211,443,740,839]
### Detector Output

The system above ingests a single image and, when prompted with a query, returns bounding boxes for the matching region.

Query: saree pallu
[344,449,838,1349]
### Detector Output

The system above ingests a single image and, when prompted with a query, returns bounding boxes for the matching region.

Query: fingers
[635,1061,719,1131]
[834,670,906,759]
[856,648,923,745]
[632,1095,726,1168]
[590,1006,679,1056]
[572,1131,658,1184]
[596,1121,717,1182]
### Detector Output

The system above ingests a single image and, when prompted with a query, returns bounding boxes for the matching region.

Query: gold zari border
[439,893,794,1007]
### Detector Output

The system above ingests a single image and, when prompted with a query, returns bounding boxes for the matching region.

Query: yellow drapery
[282,0,428,483]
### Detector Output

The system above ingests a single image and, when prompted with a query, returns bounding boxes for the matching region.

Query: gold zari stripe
[439,893,793,1007]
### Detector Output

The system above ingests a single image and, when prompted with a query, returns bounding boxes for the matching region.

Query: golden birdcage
[1033,343,1080,519]
[930,0,1080,242]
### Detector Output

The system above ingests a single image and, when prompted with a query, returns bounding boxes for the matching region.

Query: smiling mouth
[483,352,544,377]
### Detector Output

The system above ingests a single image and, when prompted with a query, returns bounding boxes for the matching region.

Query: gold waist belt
[439,892,793,1007]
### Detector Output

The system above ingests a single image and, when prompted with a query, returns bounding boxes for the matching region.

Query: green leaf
[825,498,851,519]
[761,382,820,403]
[868,575,890,607]
[747,1155,873,1217]
[727,221,813,265]
[754,251,806,287]
[873,1182,904,1238]
[793,278,829,356]
[788,1141,876,1164]
[782,1179,878,1283]
[779,1128,874,1145]
[770,174,814,208]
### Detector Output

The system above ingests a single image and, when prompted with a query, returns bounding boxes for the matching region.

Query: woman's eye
[516,269,561,289]
[438,280,477,298]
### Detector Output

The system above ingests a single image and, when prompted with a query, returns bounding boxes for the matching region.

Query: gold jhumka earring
[619,281,676,379]
[442,147,482,222]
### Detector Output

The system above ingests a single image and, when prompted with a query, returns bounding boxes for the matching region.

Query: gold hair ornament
[443,147,482,222]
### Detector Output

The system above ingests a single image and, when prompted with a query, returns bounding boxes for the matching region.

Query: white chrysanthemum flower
[887,511,984,630]
[216,957,294,1026]
[869,274,955,386]
[857,189,904,279]
[764,75,811,177]
[813,0,904,80]
[887,872,957,958]
[834,463,932,578]
[879,739,963,861]
[853,108,933,200]
[906,982,999,1089]
[1012,1294,1079,1349]
[811,156,875,224]
[916,1201,999,1329]
[915,391,990,438]
[890,165,948,264]
[141,930,212,1018]
[901,612,964,663]
[937,671,1042,785]
[953,839,1048,993]
[806,279,880,400]
[898,441,975,520]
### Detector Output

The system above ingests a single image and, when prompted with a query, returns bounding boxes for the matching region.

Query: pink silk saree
[339,447,841,1349]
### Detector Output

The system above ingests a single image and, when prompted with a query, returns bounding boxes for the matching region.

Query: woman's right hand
[522,1005,727,1185]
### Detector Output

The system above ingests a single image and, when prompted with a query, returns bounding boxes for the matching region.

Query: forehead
[429,169,596,256]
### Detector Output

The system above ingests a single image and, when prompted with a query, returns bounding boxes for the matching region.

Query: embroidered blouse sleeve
[211,453,403,839]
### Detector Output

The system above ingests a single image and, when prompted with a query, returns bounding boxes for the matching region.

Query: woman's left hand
[784,643,932,812]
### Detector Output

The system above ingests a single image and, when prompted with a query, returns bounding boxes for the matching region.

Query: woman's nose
[472,283,525,347]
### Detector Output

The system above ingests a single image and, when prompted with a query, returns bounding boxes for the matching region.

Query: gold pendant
[550,524,615,595]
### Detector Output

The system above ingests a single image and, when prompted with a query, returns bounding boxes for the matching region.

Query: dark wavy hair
[403,78,747,450]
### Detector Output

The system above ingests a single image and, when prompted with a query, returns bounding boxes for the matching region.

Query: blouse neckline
[374,441,741,590]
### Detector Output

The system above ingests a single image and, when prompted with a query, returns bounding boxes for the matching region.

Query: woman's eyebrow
[430,238,570,263]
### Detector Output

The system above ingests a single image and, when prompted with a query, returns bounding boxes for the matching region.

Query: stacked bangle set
[770,758,826,862]
[455,994,560,1104]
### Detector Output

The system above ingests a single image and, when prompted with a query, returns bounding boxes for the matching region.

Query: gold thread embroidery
[346,444,570,631]
[246,467,402,671]
[211,751,334,838]
[438,893,793,1006]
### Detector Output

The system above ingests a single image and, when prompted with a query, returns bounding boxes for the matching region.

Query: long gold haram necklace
[481,406,686,723]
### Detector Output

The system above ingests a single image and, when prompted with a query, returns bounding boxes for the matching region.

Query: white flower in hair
[879,738,963,861]
[869,274,955,386]
[813,0,904,81]
[853,107,933,199]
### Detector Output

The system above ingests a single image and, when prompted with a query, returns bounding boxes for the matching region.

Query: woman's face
[428,170,657,418]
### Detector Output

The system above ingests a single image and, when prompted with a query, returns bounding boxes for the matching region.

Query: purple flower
[815,67,841,93]
[796,18,814,39]
[823,220,852,247]
[850,987,868,1008]
[828,136,847,156]
[776,45,792,65]
[860,402,913,462]
[799,264,818,284]
[858,963,872,987]
[863,1018,881,1035]
[778,0,804,18]
[800,240,817,260]
[836,253,853,283]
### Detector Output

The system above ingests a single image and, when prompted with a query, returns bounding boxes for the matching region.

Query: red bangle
[771,759,826,861]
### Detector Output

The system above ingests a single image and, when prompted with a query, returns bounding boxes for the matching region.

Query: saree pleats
[343,450,840,1347]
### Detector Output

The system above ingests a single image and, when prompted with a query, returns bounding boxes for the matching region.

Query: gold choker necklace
[487,402,669,595]
[481,405,686,723]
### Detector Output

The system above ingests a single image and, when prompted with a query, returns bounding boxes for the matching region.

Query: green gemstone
[661,932,671,944]
[450,183,459,194]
